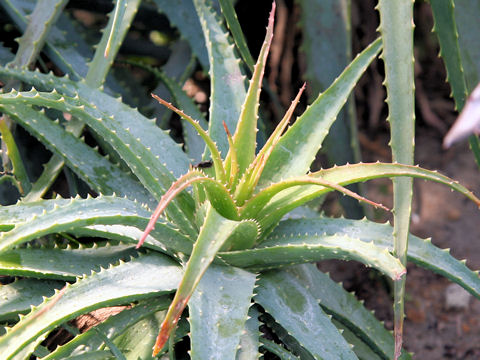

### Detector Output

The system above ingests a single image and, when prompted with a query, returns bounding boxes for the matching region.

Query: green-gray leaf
[257,38,381,188]
[189,264,257,360]
[219,231,404,280]
[0,244,138,280]
[255,270,358,360]
[0,252,183,359]
[275,217,480,301]
[42,298,171,360]
[0,279,64,321]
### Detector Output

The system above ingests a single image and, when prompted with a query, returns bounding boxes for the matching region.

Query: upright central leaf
[225,2,275,179]
[193,0,247,156]
[378,1,415,359]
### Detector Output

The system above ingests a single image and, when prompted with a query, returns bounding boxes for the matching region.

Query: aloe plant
[0,1,479,359]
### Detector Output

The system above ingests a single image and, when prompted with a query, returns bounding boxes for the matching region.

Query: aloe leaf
[0,0,81,78]
[9,0,67,67]
[9,333,49,360]
[152,0,209,70]
[261,312,313,359]
[298,0,363,219]
[0,279,64,321]
[120,314,189,358]
[86,0,140,88]
[255,270,358,360]
[0,103,153,206]
[435,0,480,164]
[235,83,306,204]
[257,162,480,235]
[73,0,144,161]
[0,115,30,194]
[0,196,192,253]
[22,154,64,202]
[65,351,114,360]
[240,175,387,220]
[71,224,193,256]
[332,319,383,360]
[0,44,14,65]
[0,195,190,253]
[189,264,257,360]
[0,195,149,253]
[0,244,138,280]
[43,0,139,96]
[40,298,170,360]
[193,0,247,157]
[32,345,54,359]
[0,0,121,86]
[310,163,477,201]
[151,205,258,355]
[454,0,480,92]
[259,338,298,360]
[218,0,255,71]
[298,0,352,113]
[1,0,141,200]
[67,0,142,193]
[430,1,480,155]
[235,86,307,205]
[257,37,382,189]
[0,197,70,227]
[151,94,226,183]
[219,217,259,252]
[223,121,240,188]
[284,217,480,300]
[111,311,162,360]
[51,10,94,78]
[236,307,261,360]
[0,252,183,359]
[146,41,196,130]
[0,0,63,195]
[468,134,480,168]
[224,2,275,179]
[89,329,126,360]
[103,0,126,58]
[288,264,410,360]
[151,68,208,162]
[219,231,405,280]
[0,68,192,179]
[139,170,237,247]
[378,2,415,357]
[430,0,468,111]
[0,85,196,236]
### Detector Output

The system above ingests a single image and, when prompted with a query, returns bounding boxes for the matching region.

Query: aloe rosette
[0,1,480,359]
[131,3,479,356]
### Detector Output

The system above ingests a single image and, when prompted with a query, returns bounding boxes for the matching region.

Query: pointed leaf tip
[152,294,191,356]
[151,93,227,182]
[222,120,232,138]
[269,1,276,25]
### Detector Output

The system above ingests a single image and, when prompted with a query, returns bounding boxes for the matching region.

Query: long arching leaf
[219,231,405,280]
[0,195,189,254]
[192,0,247,156]
[256,163,480,234]
[0,252,183,359]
